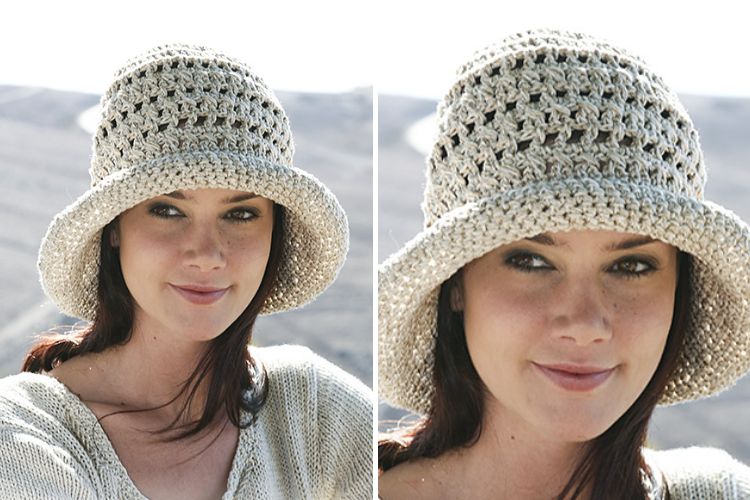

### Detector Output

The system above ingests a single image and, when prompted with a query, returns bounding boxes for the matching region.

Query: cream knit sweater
[643,447,750,499]
[0,345,372,499]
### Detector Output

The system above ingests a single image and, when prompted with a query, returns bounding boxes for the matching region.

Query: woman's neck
[52,320,214,426]
[394,402,590,500]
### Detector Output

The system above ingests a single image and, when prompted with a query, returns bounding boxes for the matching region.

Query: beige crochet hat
[379,29,750,415]
[38,44,348,321]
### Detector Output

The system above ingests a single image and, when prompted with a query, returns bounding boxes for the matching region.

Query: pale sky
[0,0,747,98]
[0,0,373,95]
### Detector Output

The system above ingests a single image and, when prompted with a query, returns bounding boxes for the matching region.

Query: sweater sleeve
[0,421,98,500]
[0,377,100,500]
[313,353,374,500]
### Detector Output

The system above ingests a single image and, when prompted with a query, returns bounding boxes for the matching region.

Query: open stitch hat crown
[38,44,349,321]
[379,29,750,415]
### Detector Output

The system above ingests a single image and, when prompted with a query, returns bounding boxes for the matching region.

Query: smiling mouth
[533,363,616,392]
[170,285,229,305]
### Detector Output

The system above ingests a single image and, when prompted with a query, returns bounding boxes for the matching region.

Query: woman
[378,29,750,499]
[0,44,372,499]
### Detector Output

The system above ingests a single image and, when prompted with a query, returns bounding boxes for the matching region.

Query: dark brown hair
[23,203,286,443]
[380,250,692,499]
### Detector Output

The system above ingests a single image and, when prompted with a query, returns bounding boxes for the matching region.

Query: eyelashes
[504,250,657,279]
[222,208,260,223]
[147,203,260,224]
[506,252,550,271]
[148,204,180,219]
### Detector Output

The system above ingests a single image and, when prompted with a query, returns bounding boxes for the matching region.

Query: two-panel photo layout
[1,9,749,500]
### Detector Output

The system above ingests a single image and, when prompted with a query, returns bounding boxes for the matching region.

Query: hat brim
[38,151,349,321]
[378,177,750,415]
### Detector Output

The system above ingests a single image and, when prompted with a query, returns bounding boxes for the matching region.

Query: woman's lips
[170,284,228,305]
[533,363,616,392]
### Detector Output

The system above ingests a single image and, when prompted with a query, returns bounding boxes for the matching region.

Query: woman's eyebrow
[524,234,559,246]
[604,235,657,251]
[222,193,258,203]
[523,234,657,251]
[163,191,259,203]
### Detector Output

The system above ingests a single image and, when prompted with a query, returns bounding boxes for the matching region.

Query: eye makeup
[502,249,661,279]
[146,202,260,223]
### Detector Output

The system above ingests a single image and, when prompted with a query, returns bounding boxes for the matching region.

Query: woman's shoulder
[0,371,91,445]
[0,373,100,498]
[644,446,750,499]
[379,456,447,500]
[247,345,373,498]
[0,372,69,421]
[249,344,372,437]
[250,344,372,404]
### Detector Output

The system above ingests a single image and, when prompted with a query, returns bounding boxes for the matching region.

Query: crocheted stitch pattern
[93,45,292,184]
[424,30,704,226]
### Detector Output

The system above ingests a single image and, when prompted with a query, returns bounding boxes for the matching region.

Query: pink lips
[170,284,229,305]
[533,363,616,392]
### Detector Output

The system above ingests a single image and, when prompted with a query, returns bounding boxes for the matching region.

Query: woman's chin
[556,425,611,444]
[520,402,621,444]
[168,317,235,342]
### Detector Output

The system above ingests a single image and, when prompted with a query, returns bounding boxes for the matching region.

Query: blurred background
[0,1,373,386]
[377,1,750,463]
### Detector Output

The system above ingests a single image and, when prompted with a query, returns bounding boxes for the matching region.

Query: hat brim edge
[37,151,349,322]
[378,177,750,414]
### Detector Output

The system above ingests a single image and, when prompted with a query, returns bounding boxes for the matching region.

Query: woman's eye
[149,204,183,218]
[611,258,654,278]
[225,208,259,223]
[506,252,552,272]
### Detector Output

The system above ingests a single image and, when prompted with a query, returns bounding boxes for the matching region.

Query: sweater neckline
[24,372,253,500]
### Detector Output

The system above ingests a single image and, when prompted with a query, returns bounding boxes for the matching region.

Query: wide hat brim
[379,177,750,415]
[38,150,348,321]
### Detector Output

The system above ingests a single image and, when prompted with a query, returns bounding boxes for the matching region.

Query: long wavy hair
[23,203,285,443]
[380,250,692,499]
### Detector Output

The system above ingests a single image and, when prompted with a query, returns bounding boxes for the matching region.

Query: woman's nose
[549,279,613,346]
[181,223,227,272]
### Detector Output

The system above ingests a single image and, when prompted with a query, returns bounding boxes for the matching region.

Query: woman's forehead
[511,230,675,252]
[159,188,262,204]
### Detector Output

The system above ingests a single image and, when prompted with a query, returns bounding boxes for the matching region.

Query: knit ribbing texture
[643,447,750,499]
[378,29,750,415]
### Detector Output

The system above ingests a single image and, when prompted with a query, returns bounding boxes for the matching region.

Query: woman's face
[113,188,274,343]
[458,229,679,443]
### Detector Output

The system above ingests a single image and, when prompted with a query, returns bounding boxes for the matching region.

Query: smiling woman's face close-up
[458,229,680,444]
[114,187,275,344]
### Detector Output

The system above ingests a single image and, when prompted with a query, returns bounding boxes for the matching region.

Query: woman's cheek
[609,286,674,364]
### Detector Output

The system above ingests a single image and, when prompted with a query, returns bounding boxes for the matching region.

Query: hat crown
[423,29,706,226]
[90,44,293,185]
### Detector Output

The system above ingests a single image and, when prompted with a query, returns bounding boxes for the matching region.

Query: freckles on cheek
[465,278,541,339]
[139,231,177,256]
[613,289,674,345]
[121,229,176,273]
[232,236,273,275]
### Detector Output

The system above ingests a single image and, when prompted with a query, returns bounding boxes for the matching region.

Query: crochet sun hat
[379,29,750,416]
[38,44,348,321]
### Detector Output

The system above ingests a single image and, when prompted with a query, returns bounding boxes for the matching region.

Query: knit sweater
[643,447,750,499]
[0,345,373,500]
